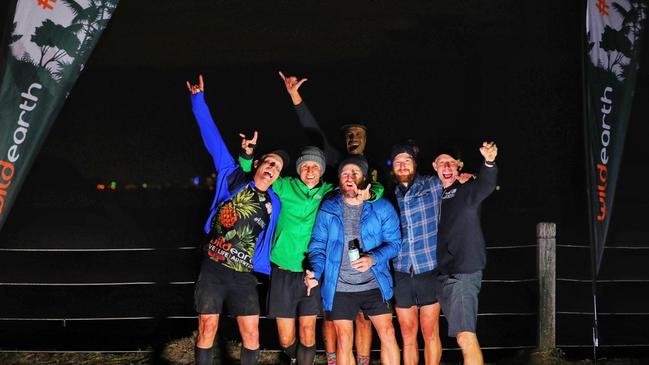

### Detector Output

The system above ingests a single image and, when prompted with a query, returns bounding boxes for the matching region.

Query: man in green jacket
[239,134,383,365]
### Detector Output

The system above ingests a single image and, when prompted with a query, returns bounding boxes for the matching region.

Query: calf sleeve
[194,346,213,365]
[297,343,317,365]
[240,346,260,365]
[282,340,298,360]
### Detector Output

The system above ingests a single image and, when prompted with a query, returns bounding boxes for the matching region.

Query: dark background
[0,0,648,360]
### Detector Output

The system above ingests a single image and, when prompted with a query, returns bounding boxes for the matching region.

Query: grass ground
[1,339,646,365]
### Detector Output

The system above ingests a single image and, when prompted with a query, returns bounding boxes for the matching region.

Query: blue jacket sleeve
[368,200,401,265]
[308,210,329,281]
[191,92,236,172]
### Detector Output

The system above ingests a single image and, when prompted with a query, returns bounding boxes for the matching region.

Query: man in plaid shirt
[390,142,444,365]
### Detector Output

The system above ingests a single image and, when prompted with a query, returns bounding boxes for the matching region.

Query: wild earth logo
[0,83,42,215]
[586,0,646,222]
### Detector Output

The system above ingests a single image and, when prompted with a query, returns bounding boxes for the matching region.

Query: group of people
[186,72,498,365]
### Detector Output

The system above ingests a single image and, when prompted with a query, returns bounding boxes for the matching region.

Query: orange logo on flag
[596,0,609,16]
[36,0,57,10]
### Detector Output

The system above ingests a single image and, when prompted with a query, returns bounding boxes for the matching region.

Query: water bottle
[348,238,361,262]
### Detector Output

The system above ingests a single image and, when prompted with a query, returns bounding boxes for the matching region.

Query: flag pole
[581,0,599,363]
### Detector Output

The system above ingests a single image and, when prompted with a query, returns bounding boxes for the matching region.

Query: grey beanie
[338,155,369,177]
[295,146,326,175]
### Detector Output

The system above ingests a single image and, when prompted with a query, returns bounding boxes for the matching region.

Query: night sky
[1,1,648,242]
[0,0,648,355]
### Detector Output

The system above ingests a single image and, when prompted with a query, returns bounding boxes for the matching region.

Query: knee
[198,316,218,338]
[240,328,259,345]
[399,319,418,338]
[278,334,295,349]
[456,332,478,350]
[299,324,316,345]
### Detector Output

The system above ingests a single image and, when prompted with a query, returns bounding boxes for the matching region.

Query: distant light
[96,184,105,190]
[386,160,392,167]
[211,173,216,178]
[110,181,117,190]
[496,185,500,191]
[193,176,200,185]
[142,183,148,189]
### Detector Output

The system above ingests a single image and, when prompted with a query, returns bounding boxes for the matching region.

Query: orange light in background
[97,184,105,190]
[110,181,117,191]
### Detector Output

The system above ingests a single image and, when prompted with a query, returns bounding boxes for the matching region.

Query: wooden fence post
[537,222,556,350]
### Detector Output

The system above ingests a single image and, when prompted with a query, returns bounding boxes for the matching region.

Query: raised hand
[186,74,204,95]
[480,141,498,162]
[356,183,372,201]
[239,131,258,156]
[278,71,307,105]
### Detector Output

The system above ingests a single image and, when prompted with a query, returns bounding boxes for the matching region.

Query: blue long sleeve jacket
[308,194,401,311]
[190,92,281,275]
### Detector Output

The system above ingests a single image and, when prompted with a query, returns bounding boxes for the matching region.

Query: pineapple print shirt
[206,184,272,272]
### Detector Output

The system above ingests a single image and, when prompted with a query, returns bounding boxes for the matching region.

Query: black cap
[390,144,417,161]
[338,155,369,176]
[261,149,290,171]
[433,145,462,161]
[339,122,368,133]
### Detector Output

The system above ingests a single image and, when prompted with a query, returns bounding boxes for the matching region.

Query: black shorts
[267,265,322,318]
[393,269,439,308]
[326,288,391,321]
[194,259,260,316]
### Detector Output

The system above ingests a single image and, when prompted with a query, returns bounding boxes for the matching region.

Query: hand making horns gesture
[186,74,205,95]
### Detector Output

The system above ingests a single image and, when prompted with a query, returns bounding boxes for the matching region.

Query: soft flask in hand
[348,238,361,262]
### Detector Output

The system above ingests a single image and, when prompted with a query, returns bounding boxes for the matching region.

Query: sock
[326,352,337,365]
[194,346,213,365]
[240,346,260,365]
[297,343,317,365]
[282,340,298,360]
[357,354,371,365]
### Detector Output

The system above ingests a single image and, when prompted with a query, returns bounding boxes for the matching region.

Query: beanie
[338,155,369,177]
[295,146,326,175]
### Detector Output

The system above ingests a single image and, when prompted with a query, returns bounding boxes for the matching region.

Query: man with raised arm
[433,142,498,365]
[305,156,401,365]
[186,75,287,365]
[279,71,379,365]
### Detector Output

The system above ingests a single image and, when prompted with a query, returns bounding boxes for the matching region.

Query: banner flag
[585,0,647,275]
[0,0,119,231]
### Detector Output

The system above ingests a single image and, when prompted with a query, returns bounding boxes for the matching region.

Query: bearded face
[338,164,365,198]
[392,153,416,185]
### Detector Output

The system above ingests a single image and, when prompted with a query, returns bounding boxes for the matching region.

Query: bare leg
[368,313,399,365]
[419,303,442,365]
[395,306,419,365]
[277,318,297,360]
[456,331,483,365]
[197,314,220,348]
[354,312,372,364]
[323,312,338,363]
[333,319,356,365]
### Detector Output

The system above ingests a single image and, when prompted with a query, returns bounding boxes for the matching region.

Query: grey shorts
[437,271,482,337]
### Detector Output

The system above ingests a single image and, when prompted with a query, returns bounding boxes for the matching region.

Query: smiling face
[298,161,322,188]
[344,127,367,155]
[253,153,283,191]
[338,164,365,198]
[392,152,416,185]
[433,154,460,188]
